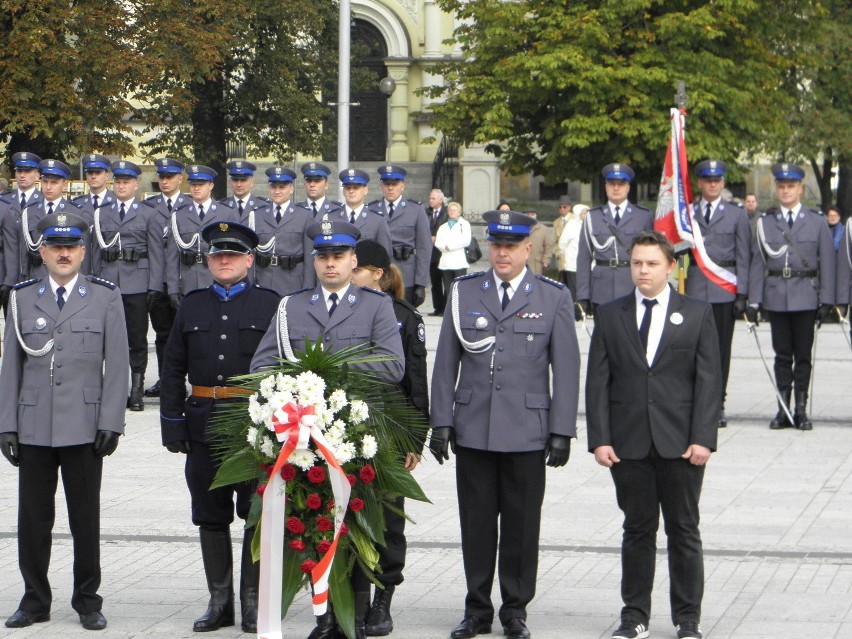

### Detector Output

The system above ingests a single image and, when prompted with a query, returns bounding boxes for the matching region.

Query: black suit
[586,288,721,628]
[427,205,449,312]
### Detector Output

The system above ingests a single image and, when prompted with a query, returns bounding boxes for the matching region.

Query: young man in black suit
[586,231,722,639]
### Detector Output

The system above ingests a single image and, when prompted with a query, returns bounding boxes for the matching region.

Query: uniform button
[497,366,503,371]
[499,327,504,333]
[56,345,63,351]
[57,328,63,334]
[498,346,504,352]
[56,381,61,386]
[218,354,224,360]
[220,334,227,340]
[222,315,228,320]
[217,375,223,381]
[56,363,62,368]
[495,385,501,390]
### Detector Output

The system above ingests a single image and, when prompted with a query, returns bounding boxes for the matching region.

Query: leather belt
[256,253,305,270]
[191,385,253,399]
[767,269,818,279]
[690,260,735,268]
[594,258,630,268]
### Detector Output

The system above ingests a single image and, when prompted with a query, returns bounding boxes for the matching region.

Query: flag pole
[675,81,688,294]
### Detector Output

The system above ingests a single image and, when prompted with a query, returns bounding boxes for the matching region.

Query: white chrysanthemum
[268,390,295,410]
[260,438,275,458]
[259,375,277,399]
[289,448,317,471]
[296,371,326,406]
[349,400,369,424]
[324,421,346,443]
[246,426,259,448]
[334,441,357,465]
[328,389,348,413]
[276,373,297,393]
[248,395,265,425]
[361,434,378,459]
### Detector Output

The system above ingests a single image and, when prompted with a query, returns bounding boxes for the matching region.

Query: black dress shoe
[144,380,161,397]
[450,616,492,638]
[79,611,107,630]
[503,618,530,638]
[718,409,727,428]
[5,609,50,628]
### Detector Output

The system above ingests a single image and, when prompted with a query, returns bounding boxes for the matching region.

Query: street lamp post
[378,76,397,162]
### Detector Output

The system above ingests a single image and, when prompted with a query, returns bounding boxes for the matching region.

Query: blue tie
[119,202,126,221]
[328,292,338,316]
[56,286,66,310]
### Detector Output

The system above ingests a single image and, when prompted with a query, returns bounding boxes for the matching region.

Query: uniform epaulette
[360,286,388,297]
[72,194,88,202]
[762,208,778,217]
[66,199,83,210]
[255,195,270,202]
[139,198,156,208]
[536,274,564,289]
[173,201,193,212]
[253,283,281,297]
[455,271,486,282]
[87,275,117,290]
[145,194,160,201]
[367,199,381,207]
[813,208,824,216]
[289,287,314,296]
[13,277,41,290]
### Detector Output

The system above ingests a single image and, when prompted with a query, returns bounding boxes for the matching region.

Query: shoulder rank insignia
[14,277,41,290]
[536,274,564,289]
[88,275,117,289]
[360,286,387,297]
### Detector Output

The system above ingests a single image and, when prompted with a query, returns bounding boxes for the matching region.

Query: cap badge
[348,169,355,176]
[275,168,281,174]
[192,165,199,172]
[219,223,229,231]
[614,164,621,171]
[309,162,316,169]
[36,317,46,329]
[710,160,717,168]
[782,163,789,172]
[119,161,125,168]
[385,165,392,172]
[500,212,510,225]
[162,159,169,165]
[47,160,55,167]
[89,154,96,161]
[321,221,333,234]
[21,153,27,159]
[57,214,67,225]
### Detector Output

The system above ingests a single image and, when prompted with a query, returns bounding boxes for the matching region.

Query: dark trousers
[564,271,577,303]
[430,258,446,313]
[455,446,546,624]
[376,496,407,586]
[17,444,104,615]
[441,268,467,300]
[711,301,734,404]
[610,448,705,627]
[186,442,254,531]
[768,310,816,393]
[122,293,149,374]
[149,289,176,377]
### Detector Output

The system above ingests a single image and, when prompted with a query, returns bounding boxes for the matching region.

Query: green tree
[426,0,800,186]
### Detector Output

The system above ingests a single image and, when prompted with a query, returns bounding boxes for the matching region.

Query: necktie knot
[92,194,99,209]
[787,210,794,228]
[642,298,657,310]
[275,205,282,223]
[705,202,712,224]
[56,286,66,310]
[198,204,205,221]
[311,202,318,217]
[328,292,339,316]
[47,201,54,215]
[613,205,621,225]
[388,202,395,219]
[167,198,173,213]
[639,298,657,352]
[349,209,357,224]
[238,200,244,215]
[119,202,126,220]
[500,281,511,310]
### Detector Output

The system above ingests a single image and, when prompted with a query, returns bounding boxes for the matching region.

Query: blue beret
[602,163,634,182]
[82,154,111,172]
[39,159,72,180]
[36,212,89,245]
[12,152,42,170]
[339,168,370,186]
[301,162,331,179]
[201,221,259,254]
[482,210,537,243]
[307,220,361,253]
[266,167,297,184]
[377,164,407,182]
[155,158,185,175]
[695,160,727,178]
[187,164,218,183]
[772,163,805,182]
[227,160,256,177]
[110,160,141,178]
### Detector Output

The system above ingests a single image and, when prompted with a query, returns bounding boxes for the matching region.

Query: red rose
[286,517,306,534]
[306,494,322,510]
[349,498,365,512]
[288,539,306,551]
[256,483,267,497]
[307,466,326,484]
[280,464,297,481]
[317,540,332,554]
[340,523,349,536]
[316,516,333,532]
[359,465,376,484]
[326,500,335,512]
[347,474,357,487]
[300,559,317,574]
[262,464,274,476]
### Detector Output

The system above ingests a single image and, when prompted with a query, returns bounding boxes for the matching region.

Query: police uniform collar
[781,204,801,218]
[311,196,326,208]
[385,196,402,208]
[608,201,627,213]
[19,187,37,200]
[321,284,352,306]
[49,274,80,299]
[195,198,213,211]
[212,278,250,302]
[701,196,722,208]
[347,204,364,218]
[492,267,529,298]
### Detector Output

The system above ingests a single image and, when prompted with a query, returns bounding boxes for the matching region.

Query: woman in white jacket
[434,201,472,309]
[558,203,589,302]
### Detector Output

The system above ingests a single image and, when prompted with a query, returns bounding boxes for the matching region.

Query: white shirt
[701,196,722,222]
[321,285,347,313]
[194,198,213,217]
[608,201,627,218]
[634,285,671,365]
[346,205,364,221]
[17,187,36,205]
[493,267,528,305]
[781,203,802,223]
[49,274,79,305]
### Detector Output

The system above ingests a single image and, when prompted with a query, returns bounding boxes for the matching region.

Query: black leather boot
[307,612,343,639]
[365,585,395,636]
[794,391,813,430]
[240,528,259,633]
[354,590,371,639]
[144,379,161,397]
[770,390,792,429]
[128,372,144,411]
[194,529,235,632]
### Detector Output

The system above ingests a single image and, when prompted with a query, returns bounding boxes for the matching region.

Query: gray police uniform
[576,202,654,305]
[370,197,432,291]
[248,202,316,295]
[19,199,82,281]
[1,190,44,287]
[73,189,116,218]
[335,206,392,255]
[299,196,344,220]
[250,282,404,383]
[220,194,269,222]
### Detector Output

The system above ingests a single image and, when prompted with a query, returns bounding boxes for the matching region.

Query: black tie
[56,286,66,311]
[312,202,318,217]
[388,202,395,219]
[787,211,794,228]
[119,202,126,221]
[500,281,511,310]
[328,292,338,316]
[198,204,205,221]
[167,198,173,213]
[349,209,357,224]
[613,205,621,225]
[238,200,244,216]
[20,193,26,210]
[92,194,99,210]
[275,205,282,223]
[639,298,657,352]
[47,201,54,216]
[705,202,712,225]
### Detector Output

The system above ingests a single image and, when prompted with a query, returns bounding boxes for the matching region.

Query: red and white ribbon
[257,401,352,639]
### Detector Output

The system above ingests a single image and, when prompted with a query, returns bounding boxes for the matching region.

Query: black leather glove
[93,430,120,457]
[0,284,11,308]
[545,434,571,468]
[412,285,426,307]
[169,293,182,311]
[165,440,192,454]
[574,299,590,322]
[733,294,747,319]
[429,427,454,464]
[146,290,161,311]
[0,432,19,467]
[816,303,833,328]
[745,306,760,326]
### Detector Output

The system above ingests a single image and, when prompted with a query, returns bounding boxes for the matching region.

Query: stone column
[385,58,412,162]
[460,144,501,215]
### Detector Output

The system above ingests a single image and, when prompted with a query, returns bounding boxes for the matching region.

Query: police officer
[220,160,268,220]
[0,212,129,631]
[73,154,116,218]
[369,165,432,307]
[748,163,836,430]
[333,168,392,256]
[0,153,44,306]
[250,220,404,639]
[248,167,315,295]
[298,162,344,219]
[90,160,158,411]
[144,158,190,397]
[576,163,654,318]
[165,165,239,307]
[687,160,751,428]
[159,222,280,634]
[430,210,580,639]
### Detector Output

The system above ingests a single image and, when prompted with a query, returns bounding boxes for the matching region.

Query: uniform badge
[47,160,55,168]
[781,163,789,172]
[670,312,683,325]
[309,162,317,169]
[348,169,355,176]
[162,159,169,166]
[192,165,199,173]
[311,293,319,302]
[89,154,96,161]
[482,279,490,290]
[275,168,281,174]
[236,161,243,168]
[517,312,542,319]
[78,285,87,297]
[57,213,66,225]
[347,294,356,304]
[37,284,46,297]
[21,153,28,160]
[710,160,717,169]
[523,282,532,293]
[527,334,534,342]
[118,161,126,169]
[35,317,46,329]
[475,317,489,330]
[500,212,510,225]
[321,221,333,235]
[614,163,621,171]
[417,323,426,342]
